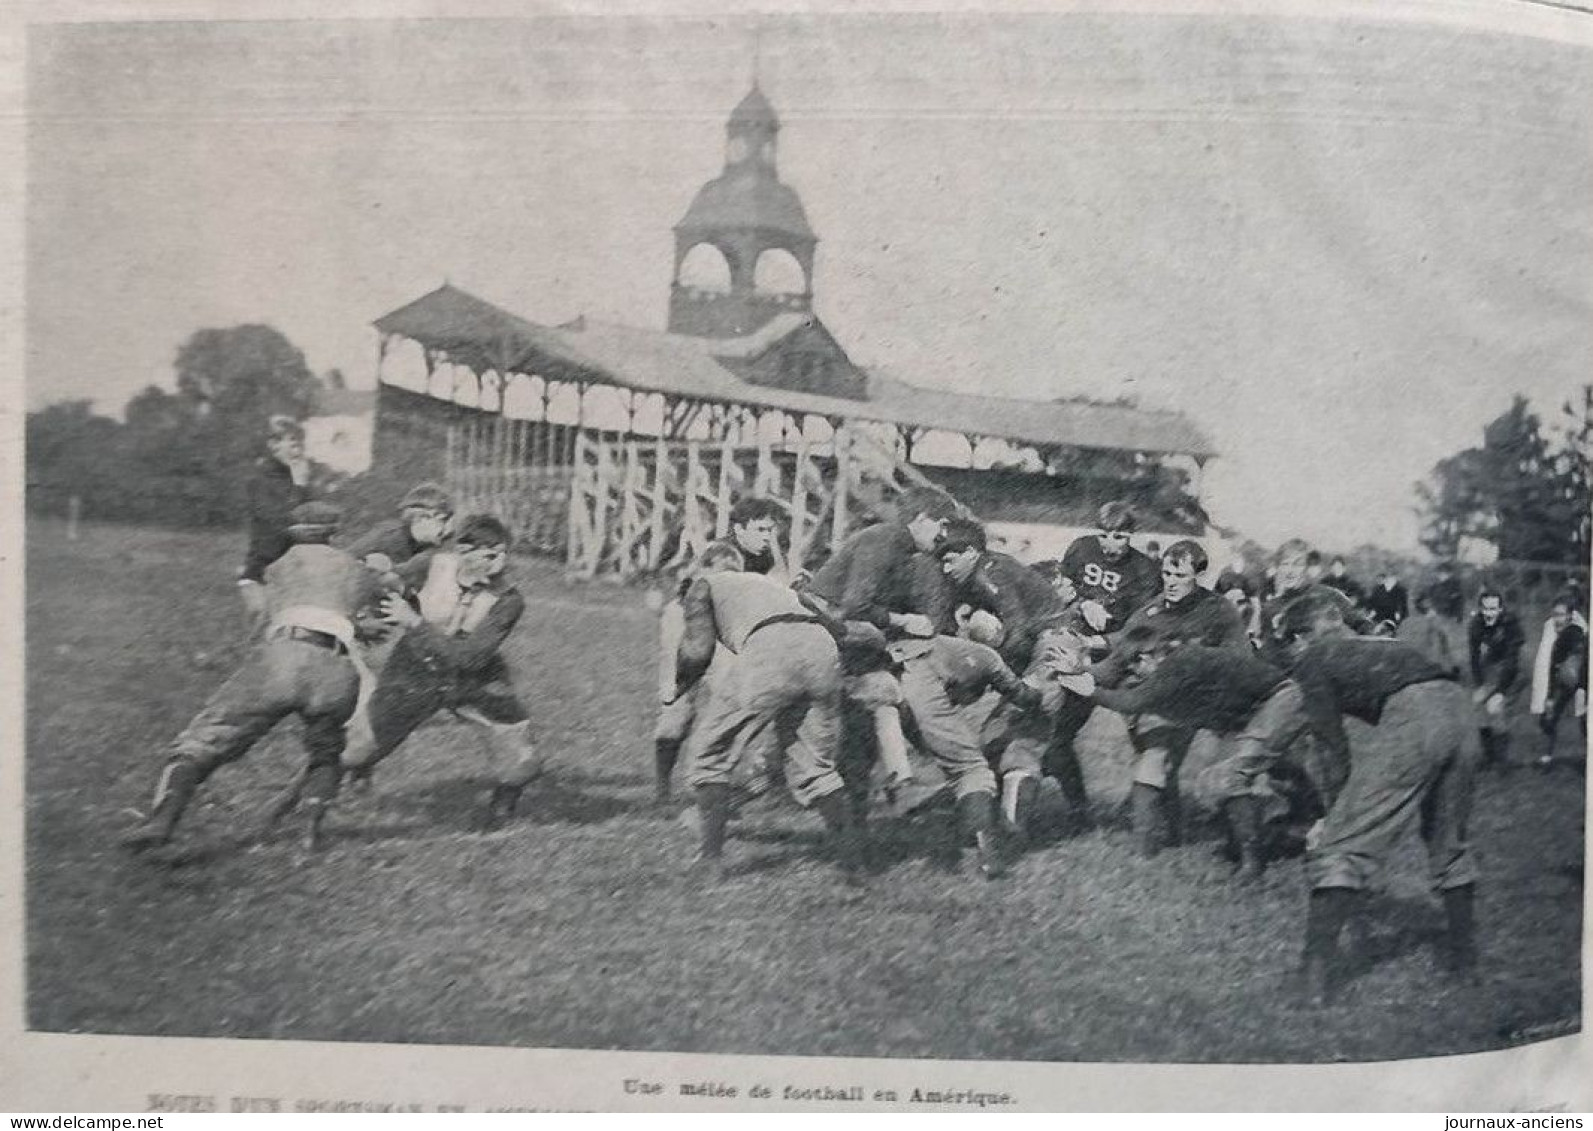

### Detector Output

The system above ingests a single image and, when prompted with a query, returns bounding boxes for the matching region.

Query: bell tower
[669,84,817,338]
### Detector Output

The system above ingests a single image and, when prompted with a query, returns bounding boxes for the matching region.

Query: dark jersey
[807,522,949,631]
[1058,537,1161,634]
[241,457,312,583]
[1095,586,1249,687]
[1468,611,1525,694]
[1093,645,1290,735]
[347,518,434,568]
[954,551,1065,671]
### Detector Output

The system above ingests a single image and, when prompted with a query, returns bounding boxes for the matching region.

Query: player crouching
[121,502,373,854]
[670,544,864,886]
[1281,591,1483,1006]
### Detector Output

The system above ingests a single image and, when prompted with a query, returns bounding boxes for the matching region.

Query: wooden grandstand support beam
[789,420,812,569]
[831,421,851,551]
[648,431,668,569]
[714,430,734,538]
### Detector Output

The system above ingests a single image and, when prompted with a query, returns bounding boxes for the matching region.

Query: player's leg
[341,653,446,778]
[122,645,295,849]
[1219,681,1308,882]
[450,659,544,829]
[1040,694,1096,827]
[775,630,862,884]
[653,692,696,804]
[899,664,1004,878]
[682,666,759,877]
[992,706,1046,842]
[1297,710,1434,1004]
[295,648,363,850]
[1126,715,1192,858]
[1415,686,1483,980]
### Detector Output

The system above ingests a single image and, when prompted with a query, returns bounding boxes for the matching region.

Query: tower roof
[729,83,779,130]
[675,169,815,242]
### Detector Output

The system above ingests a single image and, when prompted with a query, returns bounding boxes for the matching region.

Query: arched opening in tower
[677,243,732,292]
[754,247,807,295]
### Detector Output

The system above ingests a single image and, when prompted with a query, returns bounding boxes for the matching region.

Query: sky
[25,9,1593,551]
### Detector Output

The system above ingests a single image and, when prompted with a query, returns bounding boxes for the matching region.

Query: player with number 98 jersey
[1057,502,1162,637]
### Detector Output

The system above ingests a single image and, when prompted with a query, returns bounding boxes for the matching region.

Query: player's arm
[1467,618,1485,686]
[1091,672,1168,718]
[671,577,719,699]
[982,650,1046,711]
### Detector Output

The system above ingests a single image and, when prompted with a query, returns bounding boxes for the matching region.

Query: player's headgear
[936,517,987,557]
[1274,537,1313,564]
[287,500,341,541]
[899,486,960,524]
[400,482,454,516]
[266,414,305,443]
[456,514,513,549]
[1097,501,1137,534]
[1161,538,1209,575]
[696,542,745,574]
[1278,589,1347,640]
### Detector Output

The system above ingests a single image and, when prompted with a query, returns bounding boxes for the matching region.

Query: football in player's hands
[1080,599,1110,632]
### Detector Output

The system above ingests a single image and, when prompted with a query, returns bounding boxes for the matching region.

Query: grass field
[24,519,1586,1063]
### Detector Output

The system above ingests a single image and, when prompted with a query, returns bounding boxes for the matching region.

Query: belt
[273,625,350,657]
[744,613,823,645]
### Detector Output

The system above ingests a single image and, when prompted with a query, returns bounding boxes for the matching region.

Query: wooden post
[684,441,704,560]
[649,431,668,569]
[618,439,641,577]
[714,430,734,538]
[789,419,811,569]
[566,430,586,573]
[832,421,851,551]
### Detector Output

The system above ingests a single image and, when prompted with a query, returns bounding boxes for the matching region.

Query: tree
[169,325,323,518]
[1415,391,1590,566]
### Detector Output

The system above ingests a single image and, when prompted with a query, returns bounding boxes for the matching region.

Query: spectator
[1366,569,1410,633]
[238,416,316,634]
[1532,592,1588,765]
[1468,589,1526,770]
[1321,557,1365,606]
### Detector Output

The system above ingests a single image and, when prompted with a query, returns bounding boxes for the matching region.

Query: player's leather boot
[1129,783,1166,858]
[652,738,682,805]
[301,799,328,852]
[483,784,523,832]
[686,783,731,882]
[813,790,866,888]
[1223,796,1265,884]
[345,764,376,798]
[1441,884,1481,985]
[1292,887,1356,1007]
[1162,777,1184,846]
[121,759,202,850]
[957,791,1008,881]
[1000,771,1038,841]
